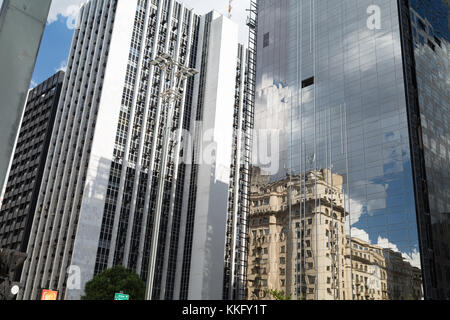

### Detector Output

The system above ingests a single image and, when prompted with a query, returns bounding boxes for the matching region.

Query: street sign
[114,293,130,300]
[41,289,58,300]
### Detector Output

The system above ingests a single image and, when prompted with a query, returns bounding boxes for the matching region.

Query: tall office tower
[398,0,449,299]
[18,0,250,301]
[249,0,448,300]
[177,37,252,300]
[0,71,64,253]
[0,0,52,190]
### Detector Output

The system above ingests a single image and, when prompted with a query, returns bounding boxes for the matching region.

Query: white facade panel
[188,14,239,300]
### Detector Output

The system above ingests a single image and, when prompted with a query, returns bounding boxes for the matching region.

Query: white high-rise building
[18,0,253,301]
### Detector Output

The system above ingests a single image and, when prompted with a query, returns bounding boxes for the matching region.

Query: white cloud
[30,79,38,89]
[47,0,87,25]
[56,60,68,72]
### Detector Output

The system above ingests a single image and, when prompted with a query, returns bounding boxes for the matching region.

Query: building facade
[398,0,450,299]
[0,71,64,253]
[18,0,251,301]
[249,0,448,300]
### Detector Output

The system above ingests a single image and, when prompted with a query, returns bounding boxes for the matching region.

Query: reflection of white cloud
[345,180,387,235]
[367,198,386,211]
[402,248,421,269]
[377,236,421,269]
[377,236,398,251]
[345,232,422,269]
[351,227,370,243]
[345,181,385,232]
[302,89,313,103]
[347,198,364,229]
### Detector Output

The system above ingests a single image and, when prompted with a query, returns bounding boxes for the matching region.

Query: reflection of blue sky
[410,0,449,42]
[410,1,449,223]
[350,159,421,267]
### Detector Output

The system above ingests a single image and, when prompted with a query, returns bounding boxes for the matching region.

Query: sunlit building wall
[18,0,250,301]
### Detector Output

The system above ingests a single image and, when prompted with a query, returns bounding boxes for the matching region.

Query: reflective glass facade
[399,0,449,299]
[247,0,449,300]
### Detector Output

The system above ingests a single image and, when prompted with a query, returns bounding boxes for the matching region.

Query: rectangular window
[263,32,269,48]
[302,77,314,88]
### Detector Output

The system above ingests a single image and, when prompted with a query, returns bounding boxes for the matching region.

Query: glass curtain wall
[407,0,450,299]
[248,0,424,300]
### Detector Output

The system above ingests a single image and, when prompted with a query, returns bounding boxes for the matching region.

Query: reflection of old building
[247,169,348,300]
[383,249,423,300]
[247,169,423,300]
[344,239,423,300]
[344,237,388,301]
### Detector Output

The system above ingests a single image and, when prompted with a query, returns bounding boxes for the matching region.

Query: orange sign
[41,290,58,300]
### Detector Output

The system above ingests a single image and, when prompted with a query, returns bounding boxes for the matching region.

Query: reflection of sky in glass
[410,0,449,41]
[408,0,450,296]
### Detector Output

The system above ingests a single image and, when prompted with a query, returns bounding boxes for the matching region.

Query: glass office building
[248,0,449,300]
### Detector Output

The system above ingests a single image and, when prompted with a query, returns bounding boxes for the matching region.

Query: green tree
[265,289,292,300]
[82,266,145,300]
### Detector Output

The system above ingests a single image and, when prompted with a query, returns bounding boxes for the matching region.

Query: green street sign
[114,293,130,300]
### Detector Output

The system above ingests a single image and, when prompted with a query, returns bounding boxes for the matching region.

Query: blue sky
[31,18,74,87]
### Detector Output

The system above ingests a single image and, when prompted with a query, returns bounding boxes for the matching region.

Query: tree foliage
[82,266,145,300]
[265,289,292,300]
